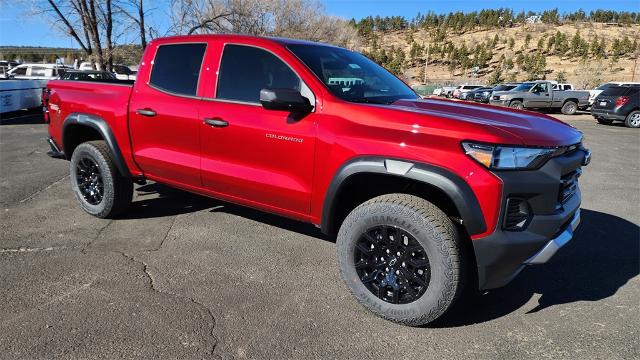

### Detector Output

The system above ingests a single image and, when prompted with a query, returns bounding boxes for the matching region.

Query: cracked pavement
[1,113,638,359]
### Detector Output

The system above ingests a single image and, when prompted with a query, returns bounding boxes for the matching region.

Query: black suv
[591,85,640,128]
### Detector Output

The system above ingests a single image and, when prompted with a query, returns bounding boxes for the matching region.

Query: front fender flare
[320,157,487,236]
[62,113,131,177]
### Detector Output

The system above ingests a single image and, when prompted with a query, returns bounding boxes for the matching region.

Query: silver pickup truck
[490,81,589,115]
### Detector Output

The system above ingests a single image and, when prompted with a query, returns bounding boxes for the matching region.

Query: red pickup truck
[44,35,590,326]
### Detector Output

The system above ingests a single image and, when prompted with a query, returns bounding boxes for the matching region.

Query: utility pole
[423,42,430,85]
[633,49,638,81]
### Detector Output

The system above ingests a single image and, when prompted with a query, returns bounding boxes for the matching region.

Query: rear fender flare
[62,113,131,177]
[320,157,487,236]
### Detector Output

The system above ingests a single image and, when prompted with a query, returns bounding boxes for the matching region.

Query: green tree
[524,33,532,49]
[487,67,504,85]
[555,70,567,83]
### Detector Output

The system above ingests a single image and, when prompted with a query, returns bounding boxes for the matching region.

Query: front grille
[504,198,530,230]
[558,169,581,204]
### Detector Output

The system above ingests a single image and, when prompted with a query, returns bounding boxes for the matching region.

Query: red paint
[46,34,583,238]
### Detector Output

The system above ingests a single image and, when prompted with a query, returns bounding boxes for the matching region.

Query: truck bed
[46,80,136,171]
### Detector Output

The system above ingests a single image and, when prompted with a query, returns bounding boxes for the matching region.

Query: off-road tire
[509,100,524,110]
[624,110,640,128]
[336,194,464,326]
[561,101,578,115]
[596,118,614,125]
[70,140,132,218]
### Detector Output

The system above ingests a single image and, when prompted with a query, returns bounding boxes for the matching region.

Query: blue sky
[0,0,637,47]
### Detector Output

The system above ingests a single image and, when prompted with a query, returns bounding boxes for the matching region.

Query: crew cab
[491,81,589,115]
[44,35,590,326]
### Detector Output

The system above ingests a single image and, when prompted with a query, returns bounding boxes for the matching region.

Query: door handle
[204,118,229,127]
[136,108,156,117]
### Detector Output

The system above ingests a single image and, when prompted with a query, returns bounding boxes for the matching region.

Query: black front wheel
[70,141,132,218]
[336,194,464,326]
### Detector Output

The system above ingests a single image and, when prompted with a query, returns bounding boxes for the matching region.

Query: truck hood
[390,98,583,147]
[491,90,522,98]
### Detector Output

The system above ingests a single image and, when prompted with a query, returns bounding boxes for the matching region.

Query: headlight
[462,142,557,170]
[499,95,508,100]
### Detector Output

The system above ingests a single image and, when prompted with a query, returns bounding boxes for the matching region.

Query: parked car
[452,84,482,99]
[59,70,118,81]
[6,64,71,80]
[588,82,640,106]
[0,60,21,78]
[112,64,137,81]
[591,85,640,128]
[433,86,456,97]
[490,81,589,115]
[44,34,590,326]
[464,86,493,102]
[474,83,519,103]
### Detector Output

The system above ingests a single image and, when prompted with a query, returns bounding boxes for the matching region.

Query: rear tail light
[42,88,51,123]
[615,96,629,108]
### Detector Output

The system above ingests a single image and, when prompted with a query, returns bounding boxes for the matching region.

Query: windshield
[493,84,516,91]
[512,83,535,92]
[287,44,418,104]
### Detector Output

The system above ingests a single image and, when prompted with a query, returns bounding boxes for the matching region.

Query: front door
[129,42,207,187]
[198,44,317,216]
[527,83,550,108]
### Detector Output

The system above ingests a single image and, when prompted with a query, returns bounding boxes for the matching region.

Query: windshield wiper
[349,98,393,105]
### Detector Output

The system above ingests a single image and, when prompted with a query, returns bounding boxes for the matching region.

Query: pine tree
[488,67,504,85]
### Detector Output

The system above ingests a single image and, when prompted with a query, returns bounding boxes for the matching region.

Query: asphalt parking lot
[1,110,638,359]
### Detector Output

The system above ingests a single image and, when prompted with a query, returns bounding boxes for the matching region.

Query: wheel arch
[62,113,131,177]
[320,157,487,237]
[562,98,579,105]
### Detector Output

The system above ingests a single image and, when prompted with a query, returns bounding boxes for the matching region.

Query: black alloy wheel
[75,156,104,205]
[354,225,430,304]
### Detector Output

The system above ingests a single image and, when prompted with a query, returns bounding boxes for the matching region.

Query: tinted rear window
[150,43,206,96]
[601,86,631,97]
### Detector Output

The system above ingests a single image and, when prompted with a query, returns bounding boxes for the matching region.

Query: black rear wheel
[70,141,132,218]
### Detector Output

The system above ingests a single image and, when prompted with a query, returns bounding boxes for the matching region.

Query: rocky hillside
[358,22,639,88]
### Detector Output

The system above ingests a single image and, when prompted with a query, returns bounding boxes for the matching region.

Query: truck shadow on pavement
[123,185,638,326]
[431,208,639,327]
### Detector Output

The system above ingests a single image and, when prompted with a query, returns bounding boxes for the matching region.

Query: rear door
[198,43,318,216]
[129,42,207,187]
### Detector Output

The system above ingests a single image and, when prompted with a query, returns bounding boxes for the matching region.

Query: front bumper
[490,99,509,107]
[472,147,588,290]
[591,108,626,121]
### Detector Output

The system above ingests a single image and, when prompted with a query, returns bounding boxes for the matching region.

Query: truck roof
[150,34,340,49]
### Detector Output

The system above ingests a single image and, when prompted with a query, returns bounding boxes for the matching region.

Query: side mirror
[260,88,313,113]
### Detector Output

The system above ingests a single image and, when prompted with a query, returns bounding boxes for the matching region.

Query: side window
[216,44,300,103]
[150,43,207,96]
[31,67,47,77]
[13,67,27,75]
[533,83,548,93]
